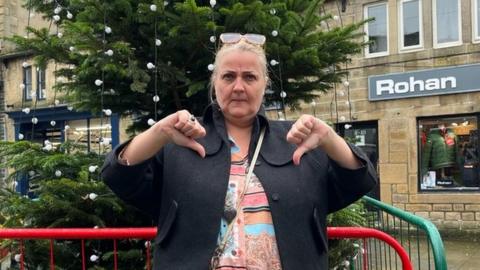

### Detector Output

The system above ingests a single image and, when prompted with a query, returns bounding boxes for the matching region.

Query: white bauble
[54,6,62,14]
[66,11,73,19]
[57,32,63,38]
[64,125,70,130]
[210,0,216,7]
[31,117,38,124]
[280,91,287,98]
[271,30,278,37]
[105,49,114,56]
[150,4,157,11]
[53,15,60,21]
[153,95,160,102]
[50,120,56,126]
[207,64,215,71]
[88,165,98,173]
[94,79,103,86]
[147,62,155,69]
[22,107,31,114]
[105,26,112,34]
[88,193,98,200]
[147,118,156,126]
[18,133,24,140]
[55,170,62,177]
[103,109,112,116]
[155,39,162,46]
[90,254,99,262]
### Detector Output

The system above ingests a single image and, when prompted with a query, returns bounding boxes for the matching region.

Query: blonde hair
[209,40,269,102]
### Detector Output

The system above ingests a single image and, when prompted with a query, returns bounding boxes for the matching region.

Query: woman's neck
[225,119,253,160]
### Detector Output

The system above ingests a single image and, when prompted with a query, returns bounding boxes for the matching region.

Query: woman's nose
[232,78,245,91]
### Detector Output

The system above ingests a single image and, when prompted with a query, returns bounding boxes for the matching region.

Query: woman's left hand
[286,114,335,165]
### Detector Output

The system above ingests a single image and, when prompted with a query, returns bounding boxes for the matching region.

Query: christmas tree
[10,0,365,131]
[1,0,367,268]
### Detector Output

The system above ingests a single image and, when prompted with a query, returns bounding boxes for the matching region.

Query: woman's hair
[209,39,269,103]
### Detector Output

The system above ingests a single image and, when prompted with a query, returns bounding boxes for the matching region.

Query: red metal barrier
[0,227,412,270]
[327,227,413,270]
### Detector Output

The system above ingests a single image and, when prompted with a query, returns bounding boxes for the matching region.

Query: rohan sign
[368,64,480,101]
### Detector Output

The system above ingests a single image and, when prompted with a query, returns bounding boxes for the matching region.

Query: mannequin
[421,124,458,183]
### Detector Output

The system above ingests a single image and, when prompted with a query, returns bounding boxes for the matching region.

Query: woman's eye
[222,74,234,81]
[245,74,257,81]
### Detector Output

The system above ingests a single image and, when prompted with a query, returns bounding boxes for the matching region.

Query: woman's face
[214,50,266,124]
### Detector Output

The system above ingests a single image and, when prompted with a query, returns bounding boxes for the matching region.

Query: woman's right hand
[154,110,207,157]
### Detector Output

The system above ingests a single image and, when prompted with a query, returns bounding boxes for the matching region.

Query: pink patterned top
[214,138,282,270]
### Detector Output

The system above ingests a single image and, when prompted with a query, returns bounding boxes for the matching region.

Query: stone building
[297,0,480,232]
[0,1,122,194]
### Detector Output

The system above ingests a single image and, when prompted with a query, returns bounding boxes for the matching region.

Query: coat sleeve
[326,143,378,214]
[101,140,164,220]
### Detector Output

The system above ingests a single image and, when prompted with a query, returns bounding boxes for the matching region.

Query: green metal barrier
[362,195,447,270]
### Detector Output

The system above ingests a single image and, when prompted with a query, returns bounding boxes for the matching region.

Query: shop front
[369,63,480,194]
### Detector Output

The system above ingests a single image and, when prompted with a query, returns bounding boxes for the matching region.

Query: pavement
[444,234,480,270]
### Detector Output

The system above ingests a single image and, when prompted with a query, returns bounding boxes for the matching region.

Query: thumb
[186,139,206,158]
[292,146,308,166]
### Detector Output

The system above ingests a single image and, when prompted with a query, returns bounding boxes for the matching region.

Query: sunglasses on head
[219,33,266,46]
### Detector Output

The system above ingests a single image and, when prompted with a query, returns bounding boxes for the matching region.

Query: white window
[399,0,423,50]
[23,66,32,101]
[364,2,389,57]
[433,0,462,48]
[473,0,480,42]
[36,67,46,100]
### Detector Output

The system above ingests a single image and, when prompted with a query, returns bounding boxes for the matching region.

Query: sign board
[368,64,480,101]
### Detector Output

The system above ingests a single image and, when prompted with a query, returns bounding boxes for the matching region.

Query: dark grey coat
[101,104,377,270]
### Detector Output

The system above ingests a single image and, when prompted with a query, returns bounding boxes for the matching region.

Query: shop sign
[368,63,480,101]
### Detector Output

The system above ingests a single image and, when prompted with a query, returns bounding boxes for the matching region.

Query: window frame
[473,0,480,43]
[398,0,424,51]
[36,67,46,100]
[364,2,389,58]
[23,66,33,101]
[417,113,480,193]
[432,0,462,48]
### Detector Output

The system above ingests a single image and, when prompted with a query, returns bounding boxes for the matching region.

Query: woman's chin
[224,109,255,121]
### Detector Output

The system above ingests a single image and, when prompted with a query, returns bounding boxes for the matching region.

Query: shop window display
[419,115,479,191]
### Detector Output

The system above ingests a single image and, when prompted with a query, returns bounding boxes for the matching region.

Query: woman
[101,33,377,270]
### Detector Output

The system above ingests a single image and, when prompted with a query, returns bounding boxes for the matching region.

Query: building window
[364,2,389,57]
[37,67,46,100]
[473,0,480,42]
[433,0,462,48]
[65,117,112,154]
[418,115,479,191]
[23,66,32,101]
[399,0,423,50]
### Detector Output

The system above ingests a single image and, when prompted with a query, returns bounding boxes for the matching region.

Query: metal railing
[0,226,414,270]
[362,195,447,270]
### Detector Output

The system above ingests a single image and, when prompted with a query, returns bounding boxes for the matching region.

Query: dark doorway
[337,121,380,200]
